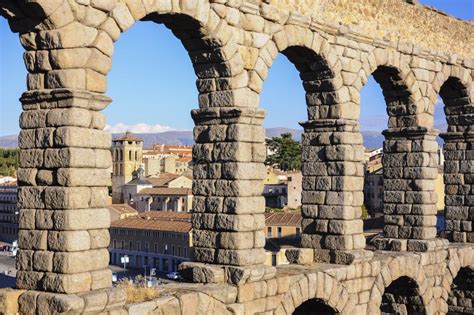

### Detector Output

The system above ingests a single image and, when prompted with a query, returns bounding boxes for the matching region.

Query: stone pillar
[294,119,372,264]
[441,132,474,243]
[16,89,125,313]
[180,107,275,284]
[376,127,448,252]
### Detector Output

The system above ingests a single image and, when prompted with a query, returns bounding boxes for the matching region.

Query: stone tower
[112,132,143,203]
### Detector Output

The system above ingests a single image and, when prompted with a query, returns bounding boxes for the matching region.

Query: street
[0,253,16,288]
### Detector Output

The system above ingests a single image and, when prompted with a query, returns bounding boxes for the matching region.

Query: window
[128,150,132,160]
[145,242,149,253]
[296,227,301,236]
[136,241,140,251]
[154,243,158,253]
[267,227,272,238]
[164,244,168,254]
[113,240,117,249]
[135,151,138,161]
[178,246,181,257]
[121,240,124,250]
[278,227,282,238]
[172,245,175,256]
[184,247,188,258]
[129,241,133,250]
[272,253,277,266]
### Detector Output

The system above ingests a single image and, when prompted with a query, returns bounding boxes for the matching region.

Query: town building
[263,184,288,209]
[109,211,303,272]
[135,187,193,212]
[109,212,192,273]
[107,204,139,222]
[0,179,18,244]
[264,213,302,266]
[122,169,193,213]
[263,169,302,210]
[145,144,192,159]
[111,132,144,203]
[364,153,384,216]
[143,144,193,176]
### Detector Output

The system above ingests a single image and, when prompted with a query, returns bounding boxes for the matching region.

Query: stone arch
[255,26,347,119]
[432,67,473,132]
[438,248,474,313]
[360,49,423,128]
[368,256,436,314]
[273,272,351,314]
[0,0,64,33]
[432,68,474,243]
[16,0,247,108]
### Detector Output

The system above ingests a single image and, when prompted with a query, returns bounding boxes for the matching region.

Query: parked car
[166,271,183,281]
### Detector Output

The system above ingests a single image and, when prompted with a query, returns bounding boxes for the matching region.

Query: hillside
[0,128,445,150]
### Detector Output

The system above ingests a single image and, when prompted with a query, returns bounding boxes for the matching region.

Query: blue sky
[0,0,472,136]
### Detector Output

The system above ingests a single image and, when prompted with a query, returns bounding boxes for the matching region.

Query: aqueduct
[0,0,473,314]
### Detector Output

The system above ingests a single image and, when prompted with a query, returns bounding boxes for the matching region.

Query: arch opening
[361,66,417,248]
[447,266,474,314]
[438,76,472,243]
[293,298,338,315]
[380,276,426,315]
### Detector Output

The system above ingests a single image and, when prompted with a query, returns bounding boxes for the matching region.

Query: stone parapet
[18,287,126,314]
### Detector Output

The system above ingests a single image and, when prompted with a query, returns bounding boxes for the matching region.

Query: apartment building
[265,212,302,266]
[109,212,192,273]
[0,179,18,244]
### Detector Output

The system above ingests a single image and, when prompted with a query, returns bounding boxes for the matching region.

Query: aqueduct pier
[0,0,473,314]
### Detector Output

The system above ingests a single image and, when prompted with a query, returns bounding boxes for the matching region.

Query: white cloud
[105,123,188,134]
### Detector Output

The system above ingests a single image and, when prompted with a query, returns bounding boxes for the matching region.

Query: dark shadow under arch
[293,298,338,315]
[381,276,426,315]
[447,266,474,314]
[439,76,472,133]
[371,65,416,129]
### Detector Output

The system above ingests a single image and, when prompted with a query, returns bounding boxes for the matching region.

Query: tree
[265,133,302,171]
[0,148,19,177]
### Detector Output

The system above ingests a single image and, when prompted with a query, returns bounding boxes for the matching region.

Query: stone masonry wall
[267,0,473,58]
[0,0,472,313]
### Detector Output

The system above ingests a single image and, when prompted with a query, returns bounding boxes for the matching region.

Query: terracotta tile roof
[138,187,192,196]
[111,211,191,233]
[114,132,143,142]
[138,212,191,220]
[177,156,192,163]
[265,213,302,227]
[107,204,138,215]
[146,173,183,187]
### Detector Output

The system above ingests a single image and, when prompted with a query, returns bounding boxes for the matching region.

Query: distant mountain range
[0,127,445,149]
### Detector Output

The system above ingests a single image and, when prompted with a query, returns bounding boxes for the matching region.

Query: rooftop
[110,211,191,233]
[107,204,139,216]
[265,212,302,227]
[146,173,192,187]
[114,132,143,142]
[138,187,192,196]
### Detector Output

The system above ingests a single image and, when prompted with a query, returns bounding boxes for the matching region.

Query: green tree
[265,133,302,171]
[0,148,19,177]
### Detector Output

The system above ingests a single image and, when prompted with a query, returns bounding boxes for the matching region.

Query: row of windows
[113,149,139,162]
[0,196,16,202]
[111,240,188,258]
[0,205,18,211]
[266,226,301,238]
[114,163,124,176]
[0,226,18,235]
[111,229,186,240]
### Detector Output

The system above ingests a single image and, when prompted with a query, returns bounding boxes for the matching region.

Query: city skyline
[0,0,472,136]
